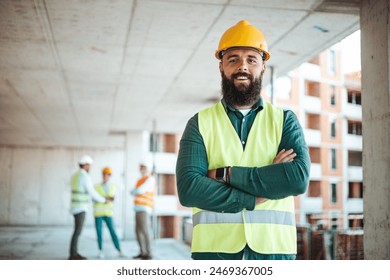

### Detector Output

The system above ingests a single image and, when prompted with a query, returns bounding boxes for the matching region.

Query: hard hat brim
[216,46,270,61]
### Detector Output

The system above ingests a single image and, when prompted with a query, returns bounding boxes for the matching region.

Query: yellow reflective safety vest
[194,101,297,254]
[71,171,90,209]
[93,183,116,217]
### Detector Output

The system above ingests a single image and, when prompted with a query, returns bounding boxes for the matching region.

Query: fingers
[273,149,297,164]
[279,149,296,162]
[256,197,268,204]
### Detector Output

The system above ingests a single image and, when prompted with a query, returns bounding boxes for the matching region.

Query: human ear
[262,63,266,74]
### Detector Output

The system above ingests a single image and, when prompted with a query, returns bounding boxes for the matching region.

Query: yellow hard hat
[215,20,270,61]
[102,167,112,175]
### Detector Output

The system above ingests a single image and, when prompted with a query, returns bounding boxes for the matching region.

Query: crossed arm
[208,148,297,204]
[176,111,310,213]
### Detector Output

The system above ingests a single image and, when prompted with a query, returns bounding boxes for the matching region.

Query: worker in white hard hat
[68,155,112,260]
[176,20,310,260]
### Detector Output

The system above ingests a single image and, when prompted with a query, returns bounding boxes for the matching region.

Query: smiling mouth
[233,73,251,81]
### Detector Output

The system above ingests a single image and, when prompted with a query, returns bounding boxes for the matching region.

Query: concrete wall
[361,0,390,259]
[0,145,126,227]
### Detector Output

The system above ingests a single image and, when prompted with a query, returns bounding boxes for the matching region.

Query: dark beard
[221,71,263,107]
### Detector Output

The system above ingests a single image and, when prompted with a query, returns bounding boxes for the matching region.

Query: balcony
[345,103,362,120]
[301,197,323,212]
[345,134,362,151]
[304,129,322,146]
[346,198,363,213]
[153,195,178,216]
[310,163,322,180]
[348,166,363,181]
[303,95,322,112]
[154,152,177,174]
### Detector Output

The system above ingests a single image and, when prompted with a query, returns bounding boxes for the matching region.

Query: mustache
[232,72,253,80]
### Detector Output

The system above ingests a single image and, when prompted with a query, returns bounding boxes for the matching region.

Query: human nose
[237,59,248,72]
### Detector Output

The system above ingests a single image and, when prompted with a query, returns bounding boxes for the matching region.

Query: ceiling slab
[0,0,360,148]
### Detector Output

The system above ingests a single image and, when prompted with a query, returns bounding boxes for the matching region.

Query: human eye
[248,58,258,64]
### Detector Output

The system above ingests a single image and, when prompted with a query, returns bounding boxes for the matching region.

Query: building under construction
[0,0,389,260]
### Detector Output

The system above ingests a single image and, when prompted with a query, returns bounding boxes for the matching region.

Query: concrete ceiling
[0,0,360,148]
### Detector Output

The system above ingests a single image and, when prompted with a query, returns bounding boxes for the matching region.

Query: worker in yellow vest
[176,20,311,260]
[130,160,156,260]
[68,155,111,260]
[93,167,124,259]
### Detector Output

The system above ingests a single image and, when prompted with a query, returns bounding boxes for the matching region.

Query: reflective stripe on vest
[134,174,155,209]
[195,101,297,254]
[193,209,296,227]
[93,183,116,217]
[71,171,90,209]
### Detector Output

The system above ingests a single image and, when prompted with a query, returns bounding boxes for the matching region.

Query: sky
[339,30,361,73]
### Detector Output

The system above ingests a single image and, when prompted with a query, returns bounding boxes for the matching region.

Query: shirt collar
[221,97,264,114]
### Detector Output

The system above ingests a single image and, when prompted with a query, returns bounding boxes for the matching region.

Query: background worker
[68,155,111,260]
[176,20,310,260]
[130,161,156,260]
[93,167,124,259]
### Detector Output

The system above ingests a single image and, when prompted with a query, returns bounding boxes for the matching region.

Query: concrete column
[341,107,349,229]
[122,131,149,240]
[360,0,390,259]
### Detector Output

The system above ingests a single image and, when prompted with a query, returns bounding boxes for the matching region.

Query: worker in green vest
[93,167,124,259]
[69,155,112,260]
[176,20,311,260]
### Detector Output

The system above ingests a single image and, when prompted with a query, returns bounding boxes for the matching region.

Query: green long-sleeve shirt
[176,97,310,213]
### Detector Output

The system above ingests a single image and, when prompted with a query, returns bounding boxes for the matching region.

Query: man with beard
[176,20,310,260]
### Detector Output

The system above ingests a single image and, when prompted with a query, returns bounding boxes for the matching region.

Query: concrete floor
[0,226,191,260]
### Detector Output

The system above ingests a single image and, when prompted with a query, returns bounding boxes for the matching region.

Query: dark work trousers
[135,211,152,257]
[69,211,86,256]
